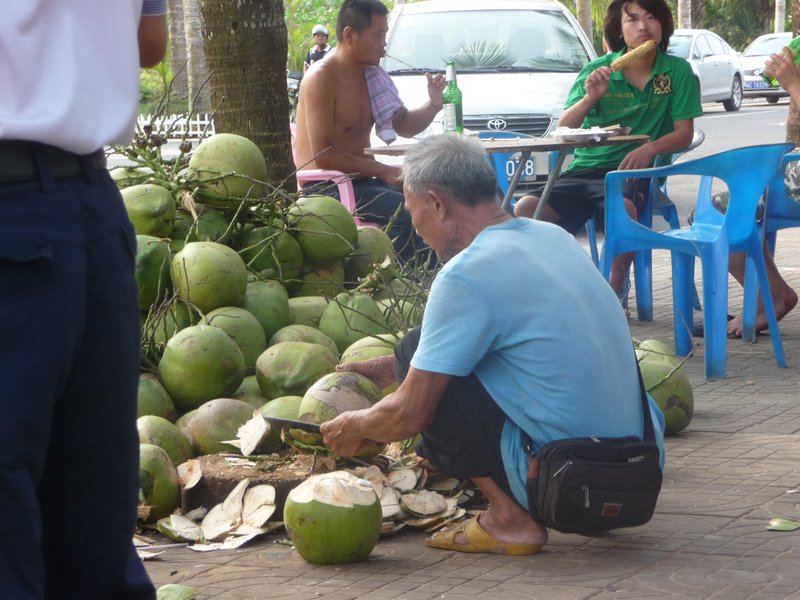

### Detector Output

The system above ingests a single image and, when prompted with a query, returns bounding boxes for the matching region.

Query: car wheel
[723,76,742,112]
[767,97,779,104]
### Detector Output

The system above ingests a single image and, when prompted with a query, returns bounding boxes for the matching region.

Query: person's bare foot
[449,507,548,548]
[727,290,798,337]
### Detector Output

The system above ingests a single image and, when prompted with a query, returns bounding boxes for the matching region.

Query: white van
[375,0,597,194]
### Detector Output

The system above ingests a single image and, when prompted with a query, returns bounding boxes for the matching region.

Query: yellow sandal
[426,517,541,556]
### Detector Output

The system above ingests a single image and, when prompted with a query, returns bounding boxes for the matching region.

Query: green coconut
[171,241,248,313]
[636,338,683,369]
[298,371,382,424]
[250,229,305,286]
[339,334,400,395]
[255,341,338,399]
[174,409,197,446]
[171,206,231,247]
[283,470,382,564]
[292,260,346,299]
[137,373,177,422]
[111,166,152,189]
[372,275,423,302]
[139,443,180,523]
[288,296,329,328]
[135,235,172,311]
[121,184,175,237]
[343,226,397,284]
[137,415,194,466]
[378,297,424,330]
[203,306,267,373]
[259,395,303,453]
[189,397,257,456]
[641,359,694,435]
[268,324,339,356]
[242,280,292,341]
[318,292,391,353]
[232,375,270,409]
[145,302,195,348]
[187,133,268,208]
[288,195,358,263]
[158,324,246,412]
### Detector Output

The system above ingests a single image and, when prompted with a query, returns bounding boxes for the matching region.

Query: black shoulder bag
[523,366,662,533]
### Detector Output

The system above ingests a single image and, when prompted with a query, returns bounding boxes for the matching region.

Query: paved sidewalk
[145,230,800,600]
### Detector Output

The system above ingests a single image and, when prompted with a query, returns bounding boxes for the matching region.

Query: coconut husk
[380,486,402,520]
[200,478,250,541]
[236,413,270,457]
[400,489,448,517]
[242,484,277,528]
[386,467,418,491]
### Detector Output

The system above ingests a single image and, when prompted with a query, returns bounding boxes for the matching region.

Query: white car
[376,0,597,195]
[667,29,744,111]
[740,32,792,103]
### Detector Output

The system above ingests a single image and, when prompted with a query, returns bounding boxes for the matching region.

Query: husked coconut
[283,471,382,564]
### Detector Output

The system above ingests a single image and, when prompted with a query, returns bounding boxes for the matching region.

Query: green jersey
[564,48,703,172]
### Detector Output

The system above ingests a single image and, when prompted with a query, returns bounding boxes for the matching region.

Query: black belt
[0,140,107,184]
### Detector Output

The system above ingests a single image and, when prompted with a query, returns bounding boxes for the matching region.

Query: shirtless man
[293,0,446,262]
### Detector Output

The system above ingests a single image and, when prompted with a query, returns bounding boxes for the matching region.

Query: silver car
[741,32,792,103]
[375,0,597,193]
[667,29,744,112]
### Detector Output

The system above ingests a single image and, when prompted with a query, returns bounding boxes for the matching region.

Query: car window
[667,35,692,59]
[743,36,792,56]
[706,35,727,56]
[694,35,712,59]
[384,9,591,73]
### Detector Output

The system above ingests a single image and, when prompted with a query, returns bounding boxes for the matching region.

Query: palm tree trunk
[575,0,593,51]
[184,0,212,113]
[692,0,706,28]
[677,0,692,28]
[198,0,293,186]
[167,0,189,100]
[775,0,786,33]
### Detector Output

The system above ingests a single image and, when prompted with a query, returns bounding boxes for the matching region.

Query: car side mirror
[699,50,714,61]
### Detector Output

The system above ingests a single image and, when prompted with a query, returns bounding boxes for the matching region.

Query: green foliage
[284,0,394,71]
[139,52,187,116]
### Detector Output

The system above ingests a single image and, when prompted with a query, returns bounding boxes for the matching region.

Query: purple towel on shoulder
[365,66,404,144]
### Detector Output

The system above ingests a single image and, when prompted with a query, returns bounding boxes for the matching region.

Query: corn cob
[610,40,657,72]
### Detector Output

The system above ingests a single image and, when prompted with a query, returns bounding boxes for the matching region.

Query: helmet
[312,24,328,36]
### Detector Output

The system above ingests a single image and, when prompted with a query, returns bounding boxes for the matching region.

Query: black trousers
[0,143,155,598]
[394,327,515,500]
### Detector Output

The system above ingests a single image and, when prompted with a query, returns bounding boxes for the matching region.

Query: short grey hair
[402,134,498,206]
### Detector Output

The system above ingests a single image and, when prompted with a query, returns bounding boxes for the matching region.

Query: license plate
[504,155,536,181]
[745,80,771,90]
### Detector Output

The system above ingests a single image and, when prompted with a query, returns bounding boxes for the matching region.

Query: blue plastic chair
[600,143,793,380]
[741,151,800,341]
[549,128,705,304]
[633,128,706,321]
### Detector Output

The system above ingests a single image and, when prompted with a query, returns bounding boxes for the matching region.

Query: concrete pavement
[144,228,800,600]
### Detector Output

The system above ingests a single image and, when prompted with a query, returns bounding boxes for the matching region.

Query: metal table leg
[532,151,567,221]
[500,150,533,213]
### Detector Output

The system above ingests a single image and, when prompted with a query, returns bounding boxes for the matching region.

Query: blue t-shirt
[411,218,666,507]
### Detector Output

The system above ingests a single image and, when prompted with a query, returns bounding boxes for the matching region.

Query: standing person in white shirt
[0,2,167,597]
[303,24,334,73]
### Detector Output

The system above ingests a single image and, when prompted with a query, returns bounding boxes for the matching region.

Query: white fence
[136,113,216,138]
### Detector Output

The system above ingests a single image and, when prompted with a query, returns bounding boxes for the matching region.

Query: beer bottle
[442,61,463,134]
[762,35,800,87]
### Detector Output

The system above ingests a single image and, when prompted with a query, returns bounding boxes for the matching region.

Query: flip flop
[692,314,736,338]
[425,517,541,556]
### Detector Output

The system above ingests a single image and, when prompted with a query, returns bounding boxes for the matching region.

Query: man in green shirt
[515,0,702,299]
